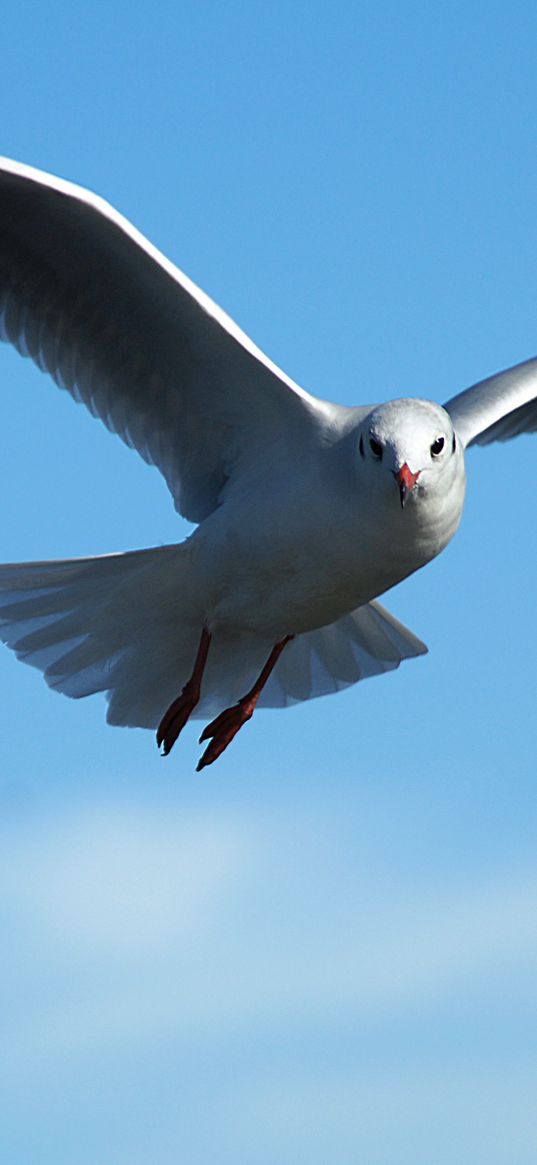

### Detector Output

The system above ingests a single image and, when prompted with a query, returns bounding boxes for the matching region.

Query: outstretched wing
[0,157,329,522]
[444,356,537,449]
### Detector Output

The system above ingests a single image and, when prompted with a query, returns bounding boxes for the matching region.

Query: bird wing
[444,356,537,449]
[0,157,331,523]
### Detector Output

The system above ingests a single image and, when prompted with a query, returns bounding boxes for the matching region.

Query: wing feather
[444,356,537,448]
[0,157,330,522]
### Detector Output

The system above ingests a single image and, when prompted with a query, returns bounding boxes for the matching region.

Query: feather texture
[0,549,427,726]
[444,356,537,448]
[0,156,331,522]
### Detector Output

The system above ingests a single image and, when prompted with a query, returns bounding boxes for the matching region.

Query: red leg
[197,635,293,771]
[157,626,211,756]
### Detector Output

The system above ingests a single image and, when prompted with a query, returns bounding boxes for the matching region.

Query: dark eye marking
[430,436,445,457]
[359,434,365,459]
[452,432,456,453]
[369,436,383,459]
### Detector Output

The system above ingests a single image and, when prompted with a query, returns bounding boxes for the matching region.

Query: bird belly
[194,469,463,641]
[197,521,429,640]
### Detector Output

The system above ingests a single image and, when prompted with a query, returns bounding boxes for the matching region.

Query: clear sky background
[1,3,537,1162]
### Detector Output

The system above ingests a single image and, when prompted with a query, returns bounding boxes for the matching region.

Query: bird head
[358,398,465,512]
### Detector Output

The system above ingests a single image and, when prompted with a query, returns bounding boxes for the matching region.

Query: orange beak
[397,463,420,508]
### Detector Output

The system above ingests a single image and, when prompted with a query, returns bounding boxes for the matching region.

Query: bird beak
[396,463,420,508]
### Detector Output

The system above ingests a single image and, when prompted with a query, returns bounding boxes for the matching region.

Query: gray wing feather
[444,356,537,448]
[0,157,328,522]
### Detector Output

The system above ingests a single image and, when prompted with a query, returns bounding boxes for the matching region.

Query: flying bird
[0,158,536,771]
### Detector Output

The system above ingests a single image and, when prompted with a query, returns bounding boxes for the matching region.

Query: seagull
[0,158,536,771]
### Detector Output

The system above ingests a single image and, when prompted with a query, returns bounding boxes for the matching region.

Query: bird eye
[369,436,383,459]
[430,436,445,457]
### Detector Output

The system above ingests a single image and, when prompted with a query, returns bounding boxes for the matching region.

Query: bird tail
[262,600,428,707]
[0,542,207,728]
[0,542,428,730]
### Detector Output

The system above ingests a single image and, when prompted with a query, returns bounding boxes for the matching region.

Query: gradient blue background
[1,3,537,1162]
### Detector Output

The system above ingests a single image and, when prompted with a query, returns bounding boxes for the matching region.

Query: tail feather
[264,602,427,708]
[0,544,201,718]
[0,544,428,730]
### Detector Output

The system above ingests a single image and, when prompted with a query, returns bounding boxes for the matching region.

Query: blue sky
[1,2,537,1162]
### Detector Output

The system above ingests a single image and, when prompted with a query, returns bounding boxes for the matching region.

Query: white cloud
[2,797,537,1085]
[1,804,247,952]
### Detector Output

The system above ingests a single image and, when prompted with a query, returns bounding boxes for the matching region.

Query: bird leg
[157,625,212,756]
[196,635,293,771]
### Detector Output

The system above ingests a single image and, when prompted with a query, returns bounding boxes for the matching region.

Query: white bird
[0,158,536,770]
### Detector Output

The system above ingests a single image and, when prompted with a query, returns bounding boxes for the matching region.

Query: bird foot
[196,698,255,771]
[157,624,212,757]
[157,684,198,756]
